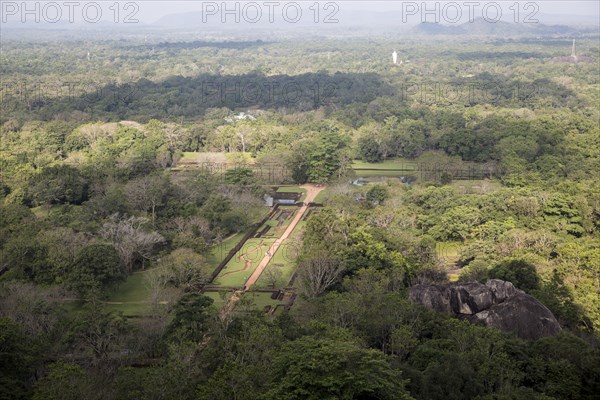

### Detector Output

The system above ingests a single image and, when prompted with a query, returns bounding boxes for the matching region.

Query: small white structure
[571,39,578,62]
[264,194,274,207]
[392,50,398,65]
[225,112,256,123]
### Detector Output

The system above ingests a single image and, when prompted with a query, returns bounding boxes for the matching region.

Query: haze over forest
[1,1,599,400]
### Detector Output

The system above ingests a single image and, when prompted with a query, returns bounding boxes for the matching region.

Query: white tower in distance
[392,50,398,65]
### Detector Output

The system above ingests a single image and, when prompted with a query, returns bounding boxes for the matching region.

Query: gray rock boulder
[469,293,561,340]
[486,279,521,302]
[409,279,560,340]
[408,284,452,313]
[450,282,494,314]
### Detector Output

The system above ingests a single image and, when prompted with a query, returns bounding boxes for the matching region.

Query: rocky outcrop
[409,279,560,340]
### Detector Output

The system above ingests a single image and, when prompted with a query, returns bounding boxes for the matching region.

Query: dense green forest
[1,26,599,400]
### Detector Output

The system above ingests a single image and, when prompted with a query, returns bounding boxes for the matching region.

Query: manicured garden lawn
[213,238,276,287]
[255,219,306,289]
[208,232,246,267]
[255,246,295,288]
[269,206,298,234]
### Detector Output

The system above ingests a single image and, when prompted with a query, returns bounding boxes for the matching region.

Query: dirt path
[243,184,323,290]
[220,185,324,315]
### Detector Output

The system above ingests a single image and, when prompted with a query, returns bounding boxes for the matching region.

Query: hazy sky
[132,1,600,23]
[1,1,598,27]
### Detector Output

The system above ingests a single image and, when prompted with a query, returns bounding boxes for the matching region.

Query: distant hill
[412,18,581,36]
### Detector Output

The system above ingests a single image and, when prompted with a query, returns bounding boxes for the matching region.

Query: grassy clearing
[179,152,254,164]
[436,241,463,264]
[105,302,153,317]
[31,204,81,218]
[312,189,329,204]
[31,206,51,218]
[352,158,415,170]
[180,152,201,162]
[109,270,156,302]
[240,291,287,311]
[202,291,232,306]
[354,170,414,177]
[106,266,176,317]
[254,246,294,289]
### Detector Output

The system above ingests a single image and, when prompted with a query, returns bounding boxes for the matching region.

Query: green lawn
[208,232,247,267]
[240,291,288,311]
[180,152,253,162]
[312,189,329,204]
[201,291,232,306]
[105,302,153,317]
[254,245,295,289]
[180,152,201,162]
[354,170,415,177]
[211,208,295,288]
[31,204,80,218]
[213,238,276,287]
[352,158,415,170]
[436,241,463,263]
[255,219,306,289]
[109,270,156,302]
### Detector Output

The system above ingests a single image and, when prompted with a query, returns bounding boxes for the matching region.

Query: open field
[179,152,254,164]
[239,291,288,311]
[109,271,153,303]
[352,159,415,170]
[354,170,416,178]
[104,302,154,317]
[105,267,180,317]
[202,291,233,307]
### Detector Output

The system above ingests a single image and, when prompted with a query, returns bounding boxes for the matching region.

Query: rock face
[409,279,561,340]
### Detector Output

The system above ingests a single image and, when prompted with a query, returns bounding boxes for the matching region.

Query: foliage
[265,336,413,400]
